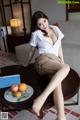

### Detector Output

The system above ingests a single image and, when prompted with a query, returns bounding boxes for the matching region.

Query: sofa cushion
[15,43,38,64]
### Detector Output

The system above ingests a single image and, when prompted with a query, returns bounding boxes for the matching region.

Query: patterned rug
[0,105,80,120]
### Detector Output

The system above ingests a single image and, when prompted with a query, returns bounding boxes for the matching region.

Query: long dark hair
[31,11,48,35]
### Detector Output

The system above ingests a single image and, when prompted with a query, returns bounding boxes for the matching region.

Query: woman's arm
[58,44,64,64]
[24,46,36,67]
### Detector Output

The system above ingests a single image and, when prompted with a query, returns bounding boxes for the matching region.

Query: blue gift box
[0,74,21,88]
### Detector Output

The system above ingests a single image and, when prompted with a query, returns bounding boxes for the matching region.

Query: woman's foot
[32,104,40,116]
[32,98,42,116]
[32,96,45,117]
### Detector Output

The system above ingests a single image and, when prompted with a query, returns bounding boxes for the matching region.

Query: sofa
[15,43,38,64]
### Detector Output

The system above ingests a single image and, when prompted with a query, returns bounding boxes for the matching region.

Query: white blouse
[30,25,64,56]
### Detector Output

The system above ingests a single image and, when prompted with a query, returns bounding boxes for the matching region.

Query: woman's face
[37,18,49,31]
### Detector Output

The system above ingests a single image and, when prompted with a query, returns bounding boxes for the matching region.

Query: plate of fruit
[4,83,34,102]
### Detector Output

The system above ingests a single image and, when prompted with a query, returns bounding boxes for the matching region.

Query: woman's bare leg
[53,84,66,120]
[32,64,70,117]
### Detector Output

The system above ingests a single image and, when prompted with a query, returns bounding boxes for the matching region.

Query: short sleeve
[29,32,37,47]
[54,26,64,40]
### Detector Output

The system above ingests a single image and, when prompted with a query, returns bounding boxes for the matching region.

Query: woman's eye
[39,24,41,26]
[44,20,46,22]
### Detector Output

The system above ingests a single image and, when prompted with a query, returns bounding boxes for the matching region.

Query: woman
[24,11,70,120]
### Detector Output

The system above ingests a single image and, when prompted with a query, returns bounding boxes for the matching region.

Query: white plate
[4,85,34,102]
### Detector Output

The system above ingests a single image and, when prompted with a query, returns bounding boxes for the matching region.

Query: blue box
[0,74,21,88]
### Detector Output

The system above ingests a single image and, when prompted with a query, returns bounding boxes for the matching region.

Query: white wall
[58,21,80,45]
[31,0,80,22]
[31,0,65,23]
[69,13,80,20]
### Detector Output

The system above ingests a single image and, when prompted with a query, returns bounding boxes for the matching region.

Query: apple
[11,84,18,92]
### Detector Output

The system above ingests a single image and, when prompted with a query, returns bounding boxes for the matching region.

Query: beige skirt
[35,53,64,75]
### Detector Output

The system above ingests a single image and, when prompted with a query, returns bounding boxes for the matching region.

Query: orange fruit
[18,83,28,92]
[13,91,21,97]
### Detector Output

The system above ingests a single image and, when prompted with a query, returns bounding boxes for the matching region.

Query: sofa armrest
[15,43,38,65]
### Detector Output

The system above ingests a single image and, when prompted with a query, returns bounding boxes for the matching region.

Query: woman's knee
[62,64,70,73]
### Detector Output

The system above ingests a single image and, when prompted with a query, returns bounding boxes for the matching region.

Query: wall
[58,21,80,45]
[31,0,65,23]
[31,0,80,22]
[69,13,80,20]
